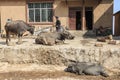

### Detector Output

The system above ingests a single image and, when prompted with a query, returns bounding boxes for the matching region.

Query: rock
[97,37,106,42]
[95,43,103,47]
[97,35,113,42]
[108,40,119,45]
[105,35,113,40]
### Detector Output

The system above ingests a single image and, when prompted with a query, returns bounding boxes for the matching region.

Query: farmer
[55,16,61,32]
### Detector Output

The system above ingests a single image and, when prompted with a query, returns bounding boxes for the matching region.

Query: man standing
[55,16,61,32]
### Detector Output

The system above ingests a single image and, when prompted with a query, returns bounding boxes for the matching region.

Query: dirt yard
[0,63,119,80]
[0,70,120,80]
[0,32,120,80]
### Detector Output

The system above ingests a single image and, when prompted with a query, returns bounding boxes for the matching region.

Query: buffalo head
[62,31,75,40]
[28,25,35,35]
[64,63,77,74]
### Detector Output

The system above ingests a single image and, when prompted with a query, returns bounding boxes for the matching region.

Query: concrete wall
[54,0,113,29]
[54,0,68,27]
[0,0,26,33]
[54,0,97,28]
[94,0,113,28]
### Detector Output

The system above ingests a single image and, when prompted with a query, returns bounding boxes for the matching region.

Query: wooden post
[65,0,68,5]
[81,0,86,31]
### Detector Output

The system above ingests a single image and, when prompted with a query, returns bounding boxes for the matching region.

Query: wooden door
[85,7,93,30]
[69,8,76,30]
[115,13,120,36]
[69,7,82,30]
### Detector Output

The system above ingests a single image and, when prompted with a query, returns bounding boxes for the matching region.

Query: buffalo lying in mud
[64,62,109,77]
[5,20,35,45]
[35,31,75,46]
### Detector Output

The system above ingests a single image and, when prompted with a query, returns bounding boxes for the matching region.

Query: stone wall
[0,46,120,70]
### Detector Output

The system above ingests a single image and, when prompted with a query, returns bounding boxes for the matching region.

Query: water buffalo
[5,20,35,45]
[35,31,75,46]
[64,62,109,77]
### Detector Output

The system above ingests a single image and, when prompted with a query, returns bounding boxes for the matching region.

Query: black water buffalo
[5,20,35,45]
[35,31,75,46]
[64,62,109,77]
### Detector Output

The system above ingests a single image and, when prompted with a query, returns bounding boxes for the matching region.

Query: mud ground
[0,33,120,80]
[0,63,119,80]
[0,71,120,80]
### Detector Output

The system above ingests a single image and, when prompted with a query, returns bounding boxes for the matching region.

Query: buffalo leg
[8,32,11,42]
[6,32,12,46]
[55,39,64,44]
[42,37,48,45]
[78,70,84,75]
[6,32,9,44]
[17,34,22,44]
[6,34,8,44]
[17,37,22,44]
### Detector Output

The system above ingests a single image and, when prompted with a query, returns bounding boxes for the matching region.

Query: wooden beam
[65,0,68,5]
[81,0,86,31]
[98,0,102,4]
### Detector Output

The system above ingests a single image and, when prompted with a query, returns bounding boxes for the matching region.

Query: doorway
[85,8,93,30]
[69,7,82,30]
[76,11,81,30]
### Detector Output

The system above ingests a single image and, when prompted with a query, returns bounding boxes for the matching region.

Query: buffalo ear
[60,33,66,40]
[64,68,68,72]
[72,65,75,72]
[72,65,80,74]
[63,31,69,36]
